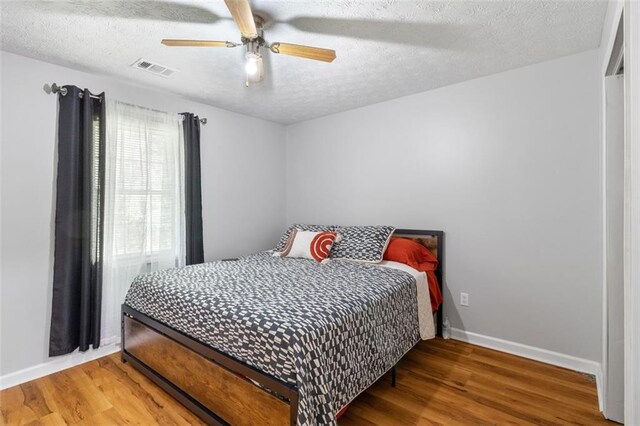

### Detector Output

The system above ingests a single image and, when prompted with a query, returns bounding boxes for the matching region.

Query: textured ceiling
[1,0,607,124]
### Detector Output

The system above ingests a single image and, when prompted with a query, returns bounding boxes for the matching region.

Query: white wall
[286,50,603,362]
[0,51,286,376]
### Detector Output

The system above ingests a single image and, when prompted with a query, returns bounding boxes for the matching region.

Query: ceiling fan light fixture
[162,0,336,85]
[245,52,260,76]
[245,52,264,85]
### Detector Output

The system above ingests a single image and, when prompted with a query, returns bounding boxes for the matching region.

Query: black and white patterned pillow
[330,225,396,263]
[274,224,336,252]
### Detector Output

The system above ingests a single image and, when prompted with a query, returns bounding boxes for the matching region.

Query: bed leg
[121,306,127,364]
[391,366,396,387]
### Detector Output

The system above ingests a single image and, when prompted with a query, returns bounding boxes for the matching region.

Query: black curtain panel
[181,113,205,265]
[49,86,105,356]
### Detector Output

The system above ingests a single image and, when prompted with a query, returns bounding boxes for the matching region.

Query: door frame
[600,0,624,415]
[603,73,624,421]
[624,1,640,423]
[601,2,640,423]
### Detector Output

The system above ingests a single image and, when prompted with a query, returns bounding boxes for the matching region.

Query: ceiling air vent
[131,58,177,78]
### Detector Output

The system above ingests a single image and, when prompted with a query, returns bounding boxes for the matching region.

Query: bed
[121,229,444,425]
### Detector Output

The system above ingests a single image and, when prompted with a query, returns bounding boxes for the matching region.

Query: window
[112,118,184,260]
[101,100,185,343]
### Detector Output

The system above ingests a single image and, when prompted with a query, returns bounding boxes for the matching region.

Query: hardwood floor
[1,338,611,425]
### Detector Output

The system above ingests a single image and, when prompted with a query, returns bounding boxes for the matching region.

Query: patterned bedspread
[124,252,422,425]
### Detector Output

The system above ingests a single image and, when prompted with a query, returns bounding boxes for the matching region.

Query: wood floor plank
[466,346,597,388]
[0,386,33,426]
[73,407,130,426]
[19,382,53,420]
[465,349,599,394]
[365,378,488,425]
[22,412,66,426]
[95,356,203,426]
[392,372,528,425]
[0,339,612,426]
[457,360,599,411]
[412,345,600,411]
[80,358,162,424]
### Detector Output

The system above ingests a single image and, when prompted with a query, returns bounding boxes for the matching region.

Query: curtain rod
[50,83,102,100]
[47,83,208,125]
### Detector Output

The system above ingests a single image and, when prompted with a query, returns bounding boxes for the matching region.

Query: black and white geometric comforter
[124,252,426,425]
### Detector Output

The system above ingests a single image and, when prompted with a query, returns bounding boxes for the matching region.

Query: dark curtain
[49,86,105,356]
[181,113,204,265]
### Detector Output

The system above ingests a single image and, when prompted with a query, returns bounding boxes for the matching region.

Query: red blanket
[384,238,443,312]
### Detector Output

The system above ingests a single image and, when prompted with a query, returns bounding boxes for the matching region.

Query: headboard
[392,229,445,337]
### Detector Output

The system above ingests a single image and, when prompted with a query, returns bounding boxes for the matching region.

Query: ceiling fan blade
[269,43,336,63]
[224,0,258,39]
[161,39,238,47]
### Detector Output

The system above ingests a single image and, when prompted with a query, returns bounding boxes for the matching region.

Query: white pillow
[274,229,340,263]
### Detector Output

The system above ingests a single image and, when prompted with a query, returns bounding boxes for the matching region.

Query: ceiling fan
[161,0,336,86]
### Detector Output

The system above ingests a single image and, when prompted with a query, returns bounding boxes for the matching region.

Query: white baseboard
[450,328,602,376]
[0,343,120,390]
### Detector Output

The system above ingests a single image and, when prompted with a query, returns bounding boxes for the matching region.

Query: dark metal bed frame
[121,229,444,425]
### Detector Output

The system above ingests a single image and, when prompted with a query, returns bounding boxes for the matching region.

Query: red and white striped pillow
[274,229,339,263]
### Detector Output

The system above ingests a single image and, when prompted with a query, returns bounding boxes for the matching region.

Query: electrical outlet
[460,292,469,307]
